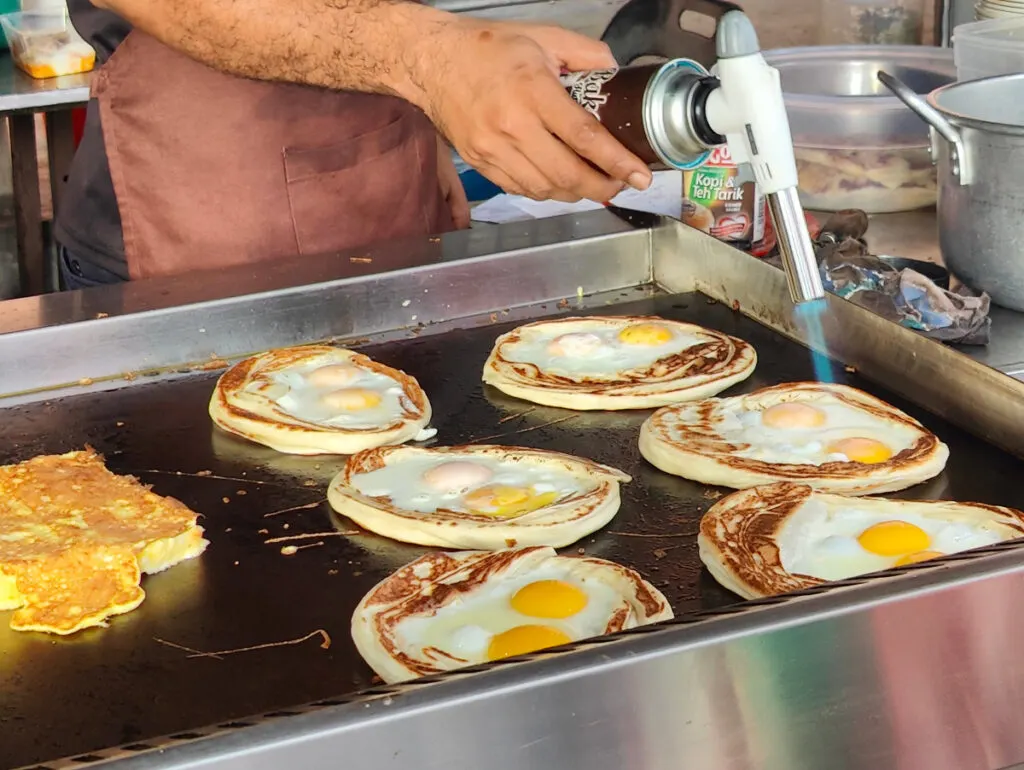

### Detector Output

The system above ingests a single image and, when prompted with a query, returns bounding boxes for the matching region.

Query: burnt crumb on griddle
[222,497,230,504]
[706,298,716,305]
[702,489,723,500]
[845,365,857,373]
[329,569,339,575]
[577,547,586,555]
[557,299,570,309]
[237,489,247,496]
[197,470,212,477]
[258,528,269,535]
[653,548,668,560]
[731,300,740,311]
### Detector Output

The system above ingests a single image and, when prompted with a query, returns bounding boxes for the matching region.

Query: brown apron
[92,31,453,280]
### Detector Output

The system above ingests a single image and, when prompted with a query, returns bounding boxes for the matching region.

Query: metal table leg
[9,111,43,297]
[45,109,75,292]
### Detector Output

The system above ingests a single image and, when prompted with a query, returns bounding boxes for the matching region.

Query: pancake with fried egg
[0,448,207,635]
[328,445,629,549]
[352,546,672,682]
[639,382,948,495]
[209,345,432,455]
[700,482,1024,598]
[482,316,756,410]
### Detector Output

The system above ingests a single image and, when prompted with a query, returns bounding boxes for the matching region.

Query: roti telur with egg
[482,316,756,410]
[699,482,1024,599]
[328,445,630,550]
[639,382,949,495]
[0,448,207,634]
[352,546,673,683]
[210,345,432,455]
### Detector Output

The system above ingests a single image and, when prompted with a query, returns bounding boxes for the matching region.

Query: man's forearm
[90,0,652,202]
[90,0,451,108]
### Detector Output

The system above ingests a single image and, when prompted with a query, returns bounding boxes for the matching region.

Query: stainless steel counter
[0,55,89,112]
[0,54,88,298]
[6,209,1024,770]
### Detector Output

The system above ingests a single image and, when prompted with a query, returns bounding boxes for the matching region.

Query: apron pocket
[284,112,435,256]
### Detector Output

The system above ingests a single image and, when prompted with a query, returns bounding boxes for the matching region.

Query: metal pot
[882,71,1024,311]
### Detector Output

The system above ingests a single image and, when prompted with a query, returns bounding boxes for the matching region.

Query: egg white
[394,561,629,663]
[260,364,413,429]
[712,398,920,466]
[504,323,702,378]
[350,454,594,514]
[778,498,1003,581]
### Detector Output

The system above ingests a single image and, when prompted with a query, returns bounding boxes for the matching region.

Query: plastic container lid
[953,16,1024,81]
[764,45,955,149]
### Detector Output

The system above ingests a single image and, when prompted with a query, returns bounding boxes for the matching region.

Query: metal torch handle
[768,188,825,303]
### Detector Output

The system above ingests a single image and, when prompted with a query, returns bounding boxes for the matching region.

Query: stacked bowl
[976,0,1024,19]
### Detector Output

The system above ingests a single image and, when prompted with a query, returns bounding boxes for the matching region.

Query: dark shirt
[54,1,132,280]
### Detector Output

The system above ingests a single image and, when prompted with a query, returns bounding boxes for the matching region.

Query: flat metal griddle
[4,287,1024,770]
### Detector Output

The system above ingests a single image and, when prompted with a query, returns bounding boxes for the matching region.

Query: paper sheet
[470,171,683,224]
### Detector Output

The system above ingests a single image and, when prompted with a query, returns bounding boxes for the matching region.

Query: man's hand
[90,1,651,202]
[437,135,471,229]
[407,21,652,203]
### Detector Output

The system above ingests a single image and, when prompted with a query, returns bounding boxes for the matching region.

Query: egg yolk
[511,580,589,619]
[761,402,828,429]
[462,485,560,518]
[546,333,603,358]
[421,461,493,492]
[858,520,931,556]
[895,550,945,567]
[320,387,382,411]
[617,323,673,346]
[486,624,572,661]
[828,437,893,464]
[306,364,361,388]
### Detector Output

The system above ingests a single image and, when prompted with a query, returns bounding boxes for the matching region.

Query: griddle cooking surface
[3,292,1023,768]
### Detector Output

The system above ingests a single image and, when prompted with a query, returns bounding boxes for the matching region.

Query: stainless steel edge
[0,214,648,399]
[0,57,90,113]
[651,220,1024,459]
[43,545,1024,770]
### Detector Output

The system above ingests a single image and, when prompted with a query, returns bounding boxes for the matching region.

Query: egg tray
[4,209,1024,769]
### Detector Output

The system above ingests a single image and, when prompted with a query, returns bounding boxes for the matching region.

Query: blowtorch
[562,10,824,304]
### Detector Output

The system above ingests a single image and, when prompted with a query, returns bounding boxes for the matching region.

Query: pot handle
[878,70,971,185]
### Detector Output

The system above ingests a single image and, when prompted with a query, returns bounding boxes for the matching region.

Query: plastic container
[819,0,926,45]
[0,11,95,79]
[954,16,1024,81]
[764,45,955,213]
